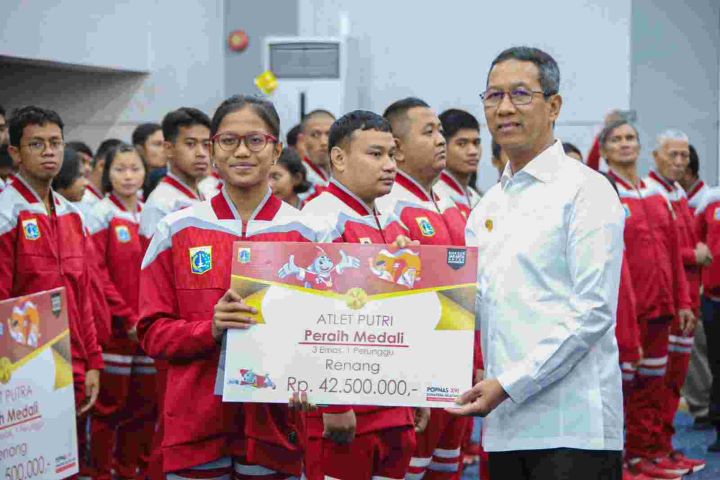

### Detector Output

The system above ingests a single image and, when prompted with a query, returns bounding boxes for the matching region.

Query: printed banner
[0,288,77,479]
[222,242,477,408]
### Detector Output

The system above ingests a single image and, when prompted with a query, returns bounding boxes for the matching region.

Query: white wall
[0,0,225,149]
[630,0,720,184]
[299,0,632,192]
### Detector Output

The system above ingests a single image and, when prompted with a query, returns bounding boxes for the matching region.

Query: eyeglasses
[22,139,65,153]
[211,132,277,152]
[480,88,548,107]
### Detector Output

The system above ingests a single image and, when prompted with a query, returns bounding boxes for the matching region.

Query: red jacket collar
[86,183,103,199]
[211,187,281,221]
[395,170,437,202]
[608,169,645,190]
[109,193,143,214]
[162,173,201,200]
[303,156,329,182]
[648,170,675,193]
[688,179,705,200]
[439,171,466,196]
[11,173,60,207]
[327,179,375,216]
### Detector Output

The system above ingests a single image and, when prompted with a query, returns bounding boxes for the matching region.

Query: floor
[461,412,720,479]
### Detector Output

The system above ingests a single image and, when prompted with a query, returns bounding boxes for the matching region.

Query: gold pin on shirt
[485,219,493,232]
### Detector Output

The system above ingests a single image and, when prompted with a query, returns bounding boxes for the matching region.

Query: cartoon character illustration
[8,300,41,347]
[370,248,422,288]
[231,369,276,389]
[277,246,360,290]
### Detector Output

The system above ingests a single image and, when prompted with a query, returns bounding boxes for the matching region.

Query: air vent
[269,42,340,79]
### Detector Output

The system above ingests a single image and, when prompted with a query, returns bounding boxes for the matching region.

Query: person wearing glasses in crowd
[0,106,103,476]
[458,47,625,479]
[297,109,335,202]
[138,94,321,480]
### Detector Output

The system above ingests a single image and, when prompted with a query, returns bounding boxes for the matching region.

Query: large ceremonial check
[0,287,77,479]
[221,242,477,408]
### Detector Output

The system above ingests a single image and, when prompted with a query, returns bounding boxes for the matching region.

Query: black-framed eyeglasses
[480,88,548,107]
[22,139,65,153]
[211,132,278,152]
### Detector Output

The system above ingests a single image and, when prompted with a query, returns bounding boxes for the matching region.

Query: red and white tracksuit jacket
[696,188,720,298]
[432,170,481,220]
[137,188,319,474]
[377,169,467,478]
[0,175,103,378]
[86,194,157,480]
[139,172,204,247]
[609,169,691,458]
[686,179,708,213]
[82,183,104,206]
[298,156,329,203]
[198,171,223,200]
[301,180,415,478]
[646,171,701,313]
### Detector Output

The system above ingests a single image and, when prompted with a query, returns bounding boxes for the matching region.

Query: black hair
[65,141,93,159]
[8,106,64,147]
[161,107,211,143]
[562,142,582,160]
[328,110,392,153]
[52,147,83,191]
[491,140,502,160]
[93,138,122,168]
[439,109,480,140]
[131,122,161,147]
[0,105,5,118]
[488,46,560,96]
[301,109,336,133]
[144,167,167,198]
[382,97,430,139]
[0,144,12,169]
[277,148,310,194]
[211,95,280,138]
[287,124,301,147]
[598,120,640,148]
[101,142,146,194]
[688,144,699,177]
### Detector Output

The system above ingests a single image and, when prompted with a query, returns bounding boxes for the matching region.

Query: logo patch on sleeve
[115,225,131,243]
[22,218,41,240]
[189,246,213,274]
[415,216,436,237]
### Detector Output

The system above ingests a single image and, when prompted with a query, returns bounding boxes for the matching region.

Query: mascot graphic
[278,246,360,290]
[8,300,41,348]
[228,369,276,389]
[370,248,422,288]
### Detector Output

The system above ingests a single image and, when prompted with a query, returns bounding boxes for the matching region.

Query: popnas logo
[446,248,467,270]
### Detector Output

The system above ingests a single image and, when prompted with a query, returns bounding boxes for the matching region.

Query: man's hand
[413,407,430,433]
[695,243,713,266]
[322,410,356,445]
[127,325,139,344]
[289,391,317,412]
[446,378,509,417]
[678,308,696,336]
[211,289,257,341]
[391,235,420,249]
[78,369,100,416]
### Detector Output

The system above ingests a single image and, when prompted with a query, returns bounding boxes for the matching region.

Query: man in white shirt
[453,46,625,479]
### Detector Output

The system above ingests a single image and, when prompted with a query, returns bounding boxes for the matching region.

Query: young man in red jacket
[645,129,709,474]
[298,109,335,203]
[301,110,421,479]
[138,95,319,479]
[693,186,720,452]
[601,120,698,478]
[377,98,467,479]
[0,106,103,471]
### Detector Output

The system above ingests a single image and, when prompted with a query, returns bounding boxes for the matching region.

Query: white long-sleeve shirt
[466,140,624,452]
